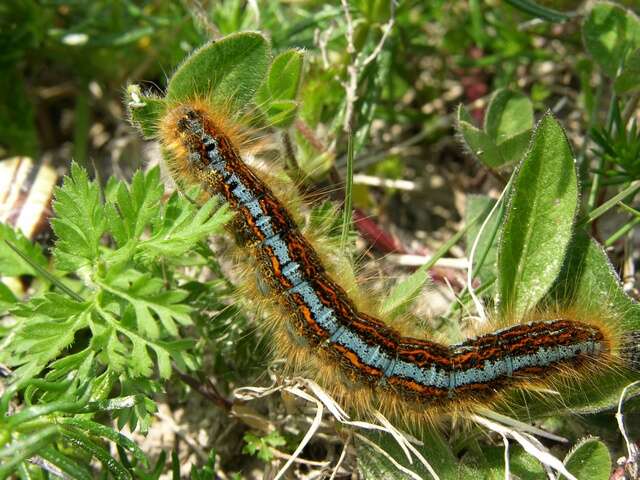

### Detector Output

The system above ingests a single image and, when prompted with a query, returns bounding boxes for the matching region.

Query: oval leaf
[583,3,640,77]
[564,437,611,480]
[498,113,578,317]
[167,32,270,111]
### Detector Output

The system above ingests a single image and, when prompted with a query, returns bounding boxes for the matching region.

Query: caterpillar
[158,97,638,423]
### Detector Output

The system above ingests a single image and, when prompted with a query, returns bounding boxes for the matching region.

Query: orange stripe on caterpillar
[159,100,629,415]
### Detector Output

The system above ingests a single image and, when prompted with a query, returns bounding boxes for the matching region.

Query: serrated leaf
[498,113,578,318]
[9,298,90,374]
[130,337,154,377]
[0,222,47,276]
[615,47,640,94]
[167,32,270,113]
[105,168,163,247]
[583,2,640,77]
[138,197,232,263]
[104,270,193,339]
[105,328,128,373]
[564,437,611,480]
[51,162,106,271]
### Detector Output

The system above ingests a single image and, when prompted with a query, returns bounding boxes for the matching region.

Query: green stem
[340,130,354,252]
[605,217,640,247]
[579,180,640,226]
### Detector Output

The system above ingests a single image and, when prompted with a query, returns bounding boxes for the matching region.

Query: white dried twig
[471,414,576,480]
[234,377,439,479]
[616,380,640,477]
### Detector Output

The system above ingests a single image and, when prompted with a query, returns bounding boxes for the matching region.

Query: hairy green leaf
[583,2,640,77]
[138,195,232,263]
[167,32,270,112]
[564,437,611,480]
[615,47,640,95]
[498,113,578,317]
[105,167,163,248]
[457,90,533,168]
[51,163,106,271]
[126,86,167,139]
[0,222,47,276]
[257,49,304,127]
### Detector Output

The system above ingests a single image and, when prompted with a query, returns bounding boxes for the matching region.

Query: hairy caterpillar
[157,97,638,423]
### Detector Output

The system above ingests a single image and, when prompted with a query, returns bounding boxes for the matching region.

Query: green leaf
[463,445,545,480]
[465,195,504,290]
[357,430,459,480]
[242,431,286,462]
[263,49,304,101]
[8,295,90,375]
[553,230,640,330]
[39,446,93,480]
[51,162,106,271]
[138,196,232,263]
[0,281,17,312]
[503,0,572,22]
[167,32,270,113]
[583,2,640,77]
[256,49,304,128]
[105,168,163,247]
[0,222,47,276]
[564,437,611,480]
[105,271,193,338]
[380,267,429,318]
[62,418,148,465]
[0,426,60,477]
[615,48,640,95]
[132,98,165,138]
[457,90,534,169]
[62,428,132,480]
[498,113,578,318]
[485,89,534,145]
[457,106,503,168]
[485,88,533,164]
[263,99,299,128]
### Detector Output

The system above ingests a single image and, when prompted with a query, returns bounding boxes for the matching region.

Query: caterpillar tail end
[620,331,640,371]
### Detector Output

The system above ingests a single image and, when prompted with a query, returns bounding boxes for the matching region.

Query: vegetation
[1,1,640,478]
